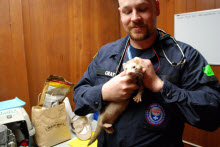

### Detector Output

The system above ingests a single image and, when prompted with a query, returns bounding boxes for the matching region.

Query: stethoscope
[115,28,186,75]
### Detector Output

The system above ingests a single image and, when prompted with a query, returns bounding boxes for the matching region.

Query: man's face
[118,0,160,41]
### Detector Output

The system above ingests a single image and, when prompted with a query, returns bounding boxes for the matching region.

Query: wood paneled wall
[0,0,220,146]
[0,0,120,114]
[22,0,120,110]
[0,0,31,114]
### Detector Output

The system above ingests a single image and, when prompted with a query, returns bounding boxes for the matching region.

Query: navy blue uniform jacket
[73,34,220,147]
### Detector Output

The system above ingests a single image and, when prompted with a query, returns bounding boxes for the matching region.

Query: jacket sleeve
[160,48,220,131]
[73,53,104,116]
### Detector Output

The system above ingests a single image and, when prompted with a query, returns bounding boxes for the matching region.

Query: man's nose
[131,10,141,22]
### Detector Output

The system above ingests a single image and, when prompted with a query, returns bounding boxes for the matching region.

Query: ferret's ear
[134,58,140,64]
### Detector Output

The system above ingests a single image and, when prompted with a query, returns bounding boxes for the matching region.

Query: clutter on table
[0,97,35,147]
[32,75,74,147]
[68,132,97,147]
[71,115,92,141]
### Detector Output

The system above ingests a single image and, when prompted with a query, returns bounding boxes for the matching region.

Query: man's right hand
[101,71,139,102]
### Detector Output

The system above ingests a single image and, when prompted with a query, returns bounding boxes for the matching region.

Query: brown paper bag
[32,103,71,147]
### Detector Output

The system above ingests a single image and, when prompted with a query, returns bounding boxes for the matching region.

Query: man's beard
[129,30,150,41]
[127,23,151,41]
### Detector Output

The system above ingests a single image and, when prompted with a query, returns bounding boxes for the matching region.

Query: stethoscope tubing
[116,28,186,75]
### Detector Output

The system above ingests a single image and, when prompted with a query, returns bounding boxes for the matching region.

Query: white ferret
[88,58,144,145]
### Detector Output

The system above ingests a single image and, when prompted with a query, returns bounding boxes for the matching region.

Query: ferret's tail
[88,123,102,146]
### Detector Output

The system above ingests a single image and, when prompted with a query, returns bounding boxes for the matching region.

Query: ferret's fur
[123,58,144,103]
[88,58,143,146]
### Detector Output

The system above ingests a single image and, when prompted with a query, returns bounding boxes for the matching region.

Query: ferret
[123,58,144,103]
[88,58,143,146]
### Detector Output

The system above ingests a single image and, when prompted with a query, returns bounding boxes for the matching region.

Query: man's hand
[102,71,139,102]
[135,57,163,92]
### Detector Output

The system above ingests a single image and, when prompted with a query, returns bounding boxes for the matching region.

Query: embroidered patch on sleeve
[203,65,214,76]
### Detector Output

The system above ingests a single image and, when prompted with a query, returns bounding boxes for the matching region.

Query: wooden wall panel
[0,0,120,114]
[186,0,197,12]
[175,0,187,14]
[212,66,220,81]
[21,0,120,109]
[217,0,220,7]
[196,0,216,11]
[68,0,120,84]
[157,0,168,33]
[22,0,72,107]
[183,124,220,147]
[0,0,30,114]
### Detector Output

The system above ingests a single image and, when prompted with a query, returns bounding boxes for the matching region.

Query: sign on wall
[174,9,220,65]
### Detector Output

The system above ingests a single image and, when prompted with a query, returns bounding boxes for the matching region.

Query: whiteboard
[174,9,220,65]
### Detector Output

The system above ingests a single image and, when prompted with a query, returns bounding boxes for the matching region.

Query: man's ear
[118,7,121,13]
[156,0,160,16]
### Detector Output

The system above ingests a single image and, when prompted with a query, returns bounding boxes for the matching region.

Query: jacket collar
[109,35,130,63]
[109,32,165,63]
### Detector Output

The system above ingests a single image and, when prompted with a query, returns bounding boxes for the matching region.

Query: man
[73,0,220,146]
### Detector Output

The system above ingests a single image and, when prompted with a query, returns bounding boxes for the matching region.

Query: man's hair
[118,0,157,7]
[118,0,157,4]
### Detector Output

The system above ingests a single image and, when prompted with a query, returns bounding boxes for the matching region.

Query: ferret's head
[123,58,142,76]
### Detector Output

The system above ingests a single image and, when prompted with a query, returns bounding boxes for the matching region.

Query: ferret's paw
[104,125,114,134]
[103,123,112,128]
[133,96,142,103]
[133,97,138,102]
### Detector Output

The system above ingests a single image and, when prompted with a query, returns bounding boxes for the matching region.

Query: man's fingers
[119,71,126,77]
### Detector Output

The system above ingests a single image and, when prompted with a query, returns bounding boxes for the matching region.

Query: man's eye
[122,10,131,14]
[138,8,147,12]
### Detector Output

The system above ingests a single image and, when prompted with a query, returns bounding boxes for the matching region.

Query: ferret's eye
[132,66,135,68]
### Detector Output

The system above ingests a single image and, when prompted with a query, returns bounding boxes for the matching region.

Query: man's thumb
[119,71,126,77]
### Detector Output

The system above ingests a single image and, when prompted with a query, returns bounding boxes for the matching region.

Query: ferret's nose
[128,72,133,75]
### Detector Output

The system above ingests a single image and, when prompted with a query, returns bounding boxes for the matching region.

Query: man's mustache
[128,22,146,28]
